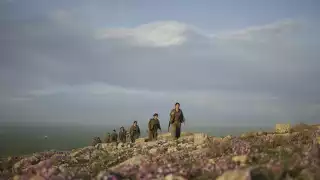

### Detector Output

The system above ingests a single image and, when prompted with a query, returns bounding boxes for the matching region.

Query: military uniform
[119,127,127,143]
[92,137,102,146]
[129,124,141,143]
[104,133,111,143]
[111,130,118,142]
[169,108,185,139]
[148,115,161,141]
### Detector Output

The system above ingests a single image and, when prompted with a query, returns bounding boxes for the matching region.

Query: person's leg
[148,130,153,141]
[176,123,181,139]
[153,131,158,140]
[171,124,177,140]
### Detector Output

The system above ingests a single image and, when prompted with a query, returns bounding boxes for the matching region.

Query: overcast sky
[0,0,319,127]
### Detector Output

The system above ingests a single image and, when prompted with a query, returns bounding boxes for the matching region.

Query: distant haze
[1,0,320,127]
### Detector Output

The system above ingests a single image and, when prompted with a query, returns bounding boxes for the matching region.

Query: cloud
[96,21,189,47]
[1,5,319,126]
[96,19,301,47]
[213,19,301,42]
[25,82,166,98]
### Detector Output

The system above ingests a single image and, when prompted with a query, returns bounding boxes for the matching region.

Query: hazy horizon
[1,0,320,127]
[0,122,273,157]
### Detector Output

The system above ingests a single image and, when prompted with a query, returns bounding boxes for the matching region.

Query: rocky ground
[0,124,319,180]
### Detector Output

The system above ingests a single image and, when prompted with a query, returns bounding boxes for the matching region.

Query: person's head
[175,102,180,110]
[113,129,116,132]
[133,121,137,126]
[153,113,158,119]
[120,126,124,130]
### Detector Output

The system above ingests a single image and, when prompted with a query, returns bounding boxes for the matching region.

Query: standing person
[129,121,141,143]
[104,133,111,143]
[118,126,127,143]
[148,113,161,141]
[169,102,185,140]
[111,129,118,142]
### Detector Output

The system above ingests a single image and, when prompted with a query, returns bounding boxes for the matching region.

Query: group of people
[103,102,185,143]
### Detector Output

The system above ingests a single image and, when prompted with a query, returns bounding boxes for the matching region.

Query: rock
[275,124,291,134]
[241,132,256,138]
[147,141,158,147]
[30,175,46,180]
[250,167,273,180]
[224,135,233,141]
[232,155,248,165]
[149,148,158,154]
[7,127,320,179]
[216,169,250,180]
[167,147,177,153]
[110,155,147,171]
[164,174,187,180]
[117,142,124,149]
[257,131,267,136]
[193,133,209,145]
[297,169,315,180]
[127,143,133,148]
[97,143,111,151]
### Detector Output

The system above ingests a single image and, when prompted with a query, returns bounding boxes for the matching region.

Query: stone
[297,169,315,180]
[216,169,250,180]
[167,147,177,153]
[224,135,233,140]
[117,142,124,149]
[275,124,291,134]
[164,174,187,180]
[110,155,147,171]
[149,148,158,154]
[30,175,46,180]
[193,133,209,145]
[232,155,249,165]
[241,132,255,138]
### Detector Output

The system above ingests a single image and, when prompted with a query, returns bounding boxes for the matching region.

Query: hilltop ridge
[0,123,319,180]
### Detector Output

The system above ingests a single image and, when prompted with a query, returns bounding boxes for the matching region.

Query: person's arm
[148,119,152,131]
[158,120,162,131]
[129,126,133,135]
[137,126,141,137]
[170,109,175,123]
[181,110,185,124]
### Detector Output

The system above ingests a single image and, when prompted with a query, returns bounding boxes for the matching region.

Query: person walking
[111,129,118,142]
[168,102,185,140]
[129,121,141,143]
[148,113,161,141]
[118,126,127,143]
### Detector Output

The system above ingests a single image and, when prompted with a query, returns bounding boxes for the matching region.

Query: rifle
[168,121,171,132]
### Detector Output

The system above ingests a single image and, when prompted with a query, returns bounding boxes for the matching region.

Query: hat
[133,121,137,124]
[175,102,180,106]
[153,113,158,117]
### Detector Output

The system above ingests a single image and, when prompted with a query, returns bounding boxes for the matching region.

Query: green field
[0,122,272,157]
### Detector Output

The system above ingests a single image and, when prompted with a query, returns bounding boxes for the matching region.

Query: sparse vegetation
[0,123,319,179]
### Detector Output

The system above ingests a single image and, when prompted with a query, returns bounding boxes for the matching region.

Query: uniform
[104,133,111,143]
[111,130,118,142]
[119,127,127,143]
[129,124,141,143]
[148,117,161,141]
[169,108,185,139]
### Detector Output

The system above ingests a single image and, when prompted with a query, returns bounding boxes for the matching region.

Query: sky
[0,0,320,127]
